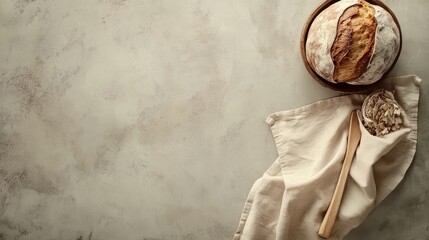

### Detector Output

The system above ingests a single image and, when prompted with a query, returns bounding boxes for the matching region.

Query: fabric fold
[234,75,421,240]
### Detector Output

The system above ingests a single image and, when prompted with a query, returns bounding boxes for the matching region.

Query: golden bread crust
[331,1,377,82]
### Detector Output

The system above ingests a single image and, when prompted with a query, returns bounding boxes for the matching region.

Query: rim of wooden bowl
[300,0,403,93]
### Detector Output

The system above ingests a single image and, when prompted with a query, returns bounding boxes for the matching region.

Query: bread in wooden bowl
[301,0,402,92]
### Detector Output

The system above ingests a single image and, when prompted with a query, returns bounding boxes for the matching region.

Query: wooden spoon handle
[318,111,361,238]
[318,149,356,238]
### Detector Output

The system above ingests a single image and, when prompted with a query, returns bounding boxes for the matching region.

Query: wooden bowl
[300,0,402,93]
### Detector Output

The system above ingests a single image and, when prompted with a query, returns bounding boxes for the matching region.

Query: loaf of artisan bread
[306,0,400,85]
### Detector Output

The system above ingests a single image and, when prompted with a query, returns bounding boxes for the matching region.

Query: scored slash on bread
[331,1,377,82]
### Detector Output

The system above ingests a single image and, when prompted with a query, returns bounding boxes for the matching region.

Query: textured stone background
[0,0,427,239]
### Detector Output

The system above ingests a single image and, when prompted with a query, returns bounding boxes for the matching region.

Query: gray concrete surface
[0,0,427,239]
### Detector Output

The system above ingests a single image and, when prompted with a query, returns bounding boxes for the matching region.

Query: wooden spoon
[318,110,362,238]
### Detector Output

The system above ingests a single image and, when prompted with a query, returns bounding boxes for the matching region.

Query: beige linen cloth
[233,75,421,240]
